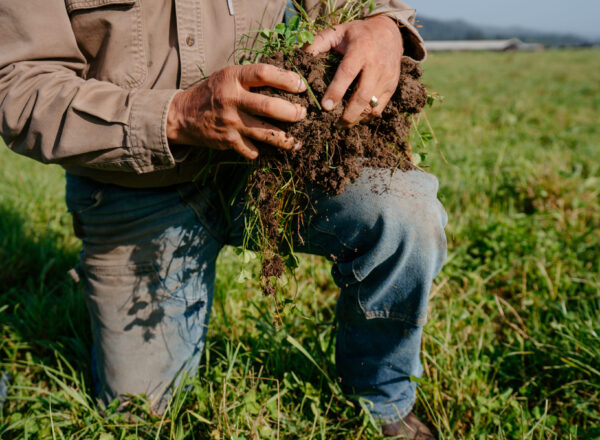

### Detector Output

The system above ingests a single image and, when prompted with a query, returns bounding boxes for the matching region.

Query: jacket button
[186,35,195,47]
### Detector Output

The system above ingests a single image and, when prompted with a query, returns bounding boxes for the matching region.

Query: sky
[412,0,600,39]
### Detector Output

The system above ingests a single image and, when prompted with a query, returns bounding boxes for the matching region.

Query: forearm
[0,62,177,172]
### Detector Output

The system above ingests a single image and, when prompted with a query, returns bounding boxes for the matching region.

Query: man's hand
[167,64,308,160]
[305,15,404,126]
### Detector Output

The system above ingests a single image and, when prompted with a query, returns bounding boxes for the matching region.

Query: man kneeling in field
[0,0,446,437]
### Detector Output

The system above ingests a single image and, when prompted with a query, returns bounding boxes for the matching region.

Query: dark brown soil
[246,51,428,293]
[256,51,426,190]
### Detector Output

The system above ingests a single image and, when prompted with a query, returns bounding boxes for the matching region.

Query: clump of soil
[247,51,428,294]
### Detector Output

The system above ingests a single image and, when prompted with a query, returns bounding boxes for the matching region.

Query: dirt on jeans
[246,51,428,293]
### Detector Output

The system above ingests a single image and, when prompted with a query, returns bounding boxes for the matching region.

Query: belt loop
[68,265,82,284]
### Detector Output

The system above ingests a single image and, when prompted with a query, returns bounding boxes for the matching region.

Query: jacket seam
[125,0,147,89]
[65,0,135,13]
[127,96,143,173]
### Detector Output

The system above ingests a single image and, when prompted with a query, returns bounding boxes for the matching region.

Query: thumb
[304,23,349,55]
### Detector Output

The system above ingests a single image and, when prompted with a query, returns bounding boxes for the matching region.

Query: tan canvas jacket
[0,0,425,188]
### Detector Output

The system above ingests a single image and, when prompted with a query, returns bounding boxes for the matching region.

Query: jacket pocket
[65,0,147,89]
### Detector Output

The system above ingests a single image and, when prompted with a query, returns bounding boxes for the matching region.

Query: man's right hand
[166,64,307,160]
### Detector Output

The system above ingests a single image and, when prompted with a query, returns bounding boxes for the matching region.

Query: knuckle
[313,33,325,44]
[384,80,398,93]
[222,65,237,75]
[254,64,269,82]
[220,65,239,82]
[237,65,255,84]
[259,99,275,115]
[218,91,236,107]
[221,131,238,145]
[272,137,288,149]
[355,92,371,106]
[219,110,239,127]
[362,40,377,52]
[265,129,278,142]
[207,74,223,92]
[338,61,357,77]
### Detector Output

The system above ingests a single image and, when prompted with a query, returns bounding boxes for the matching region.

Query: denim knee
[348,170,446,273]
[320,169,448,421]
[316,169,447,326]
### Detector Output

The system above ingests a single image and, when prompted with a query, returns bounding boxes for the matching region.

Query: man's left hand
[305,15,404,127]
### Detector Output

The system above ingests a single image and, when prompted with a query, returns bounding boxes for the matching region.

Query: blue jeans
[65,167,447,423]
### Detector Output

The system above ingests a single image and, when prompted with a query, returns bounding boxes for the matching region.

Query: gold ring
[369,96,379,108]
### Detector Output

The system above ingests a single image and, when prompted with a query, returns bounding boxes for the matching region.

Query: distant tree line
[417,16,596,47]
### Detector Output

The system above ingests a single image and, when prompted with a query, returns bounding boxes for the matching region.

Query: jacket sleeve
[0,0,178,173]
[301,0,426,61]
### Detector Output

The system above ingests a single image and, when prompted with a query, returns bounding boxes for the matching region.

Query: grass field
[1,50,599,439]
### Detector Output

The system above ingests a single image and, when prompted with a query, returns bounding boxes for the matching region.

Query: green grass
[1,49,599,439]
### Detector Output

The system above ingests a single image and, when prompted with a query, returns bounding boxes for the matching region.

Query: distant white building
[425,38,544,52]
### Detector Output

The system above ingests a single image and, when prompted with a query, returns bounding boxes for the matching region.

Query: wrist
[366,14,399,31]
[365,14,403,50]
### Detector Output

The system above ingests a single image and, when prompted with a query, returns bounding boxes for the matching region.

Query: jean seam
[361,307,428,326]
[356,278,428,325]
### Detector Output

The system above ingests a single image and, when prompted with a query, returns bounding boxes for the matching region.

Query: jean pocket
[65,173,105,214]
[70,188,104,215]
[66,186,103,238]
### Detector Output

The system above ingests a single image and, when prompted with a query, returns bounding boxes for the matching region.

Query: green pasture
[1,49,599,439]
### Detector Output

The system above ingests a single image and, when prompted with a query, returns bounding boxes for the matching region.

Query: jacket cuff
[369,7,427,62]
[127,88,179,174]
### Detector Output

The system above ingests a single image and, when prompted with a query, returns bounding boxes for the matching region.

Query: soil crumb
[261,255,285,280]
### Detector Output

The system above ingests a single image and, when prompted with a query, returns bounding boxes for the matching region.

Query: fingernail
[297,78,307,92]
[294,140,302,151]
[323,99,334,111]
[300,107,307,119]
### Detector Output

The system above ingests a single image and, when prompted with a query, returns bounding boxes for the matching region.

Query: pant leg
[66,174,225,412]
[300,168,448,423]
[229,168,446,422]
